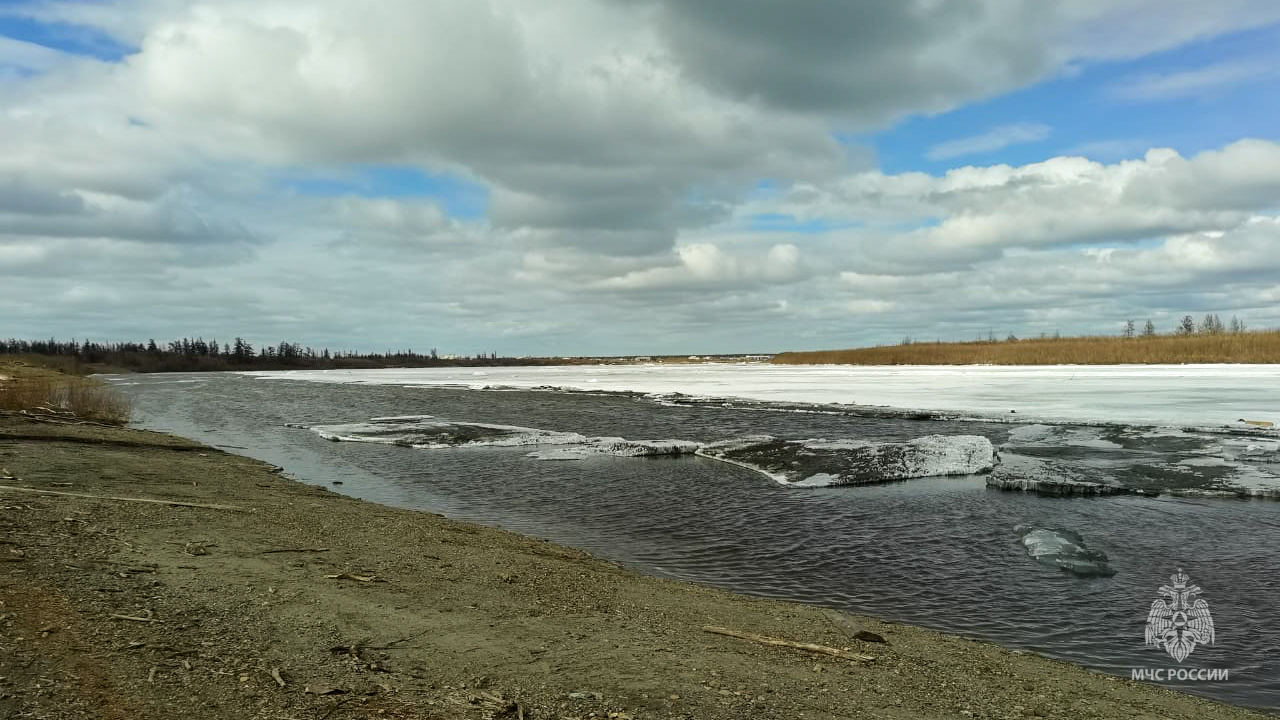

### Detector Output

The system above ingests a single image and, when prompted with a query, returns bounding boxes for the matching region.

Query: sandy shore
[0,415,1268,720]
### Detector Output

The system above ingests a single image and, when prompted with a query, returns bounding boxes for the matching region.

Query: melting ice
[297,416,995,487]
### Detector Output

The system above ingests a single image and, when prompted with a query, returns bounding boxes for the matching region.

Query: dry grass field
[0,357,131,423]
[773,330,1280,366]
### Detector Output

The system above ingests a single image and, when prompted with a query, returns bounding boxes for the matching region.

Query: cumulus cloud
[0,35,68,74]
[119,0,843,253]
[748,141,1280,261]
[2,1,1280,353]
[595,243,810,291]
[615,0,1280,122]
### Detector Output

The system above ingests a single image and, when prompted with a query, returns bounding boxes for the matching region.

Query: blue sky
[0,2,133,61]
[2,1,1280,354]
[873,23,1280,174]
[281,166,490,220]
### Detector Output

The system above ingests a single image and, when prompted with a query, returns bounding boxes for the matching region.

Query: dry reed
[0,373,132,424]
[772,330,1280,366]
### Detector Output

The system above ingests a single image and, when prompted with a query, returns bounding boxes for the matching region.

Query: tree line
[0,337,552,373]
[1121,313,1246,339]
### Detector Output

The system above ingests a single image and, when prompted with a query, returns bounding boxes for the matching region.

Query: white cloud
[0,36,70,73]
[925,123,1052,161]
[1109,60,1277,101]
[3,1,1280,353]
[594,242,810,291]
[745,141,1280,265]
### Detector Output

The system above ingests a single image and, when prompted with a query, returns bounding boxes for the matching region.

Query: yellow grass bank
[773,331,1280,366]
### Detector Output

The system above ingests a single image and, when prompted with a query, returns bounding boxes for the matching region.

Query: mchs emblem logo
[1145,569,1215,663]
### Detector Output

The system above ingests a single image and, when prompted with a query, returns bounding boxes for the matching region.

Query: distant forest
[0,337,564,373]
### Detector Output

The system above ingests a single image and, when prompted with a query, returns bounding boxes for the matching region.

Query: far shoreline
[773,330,1280,366]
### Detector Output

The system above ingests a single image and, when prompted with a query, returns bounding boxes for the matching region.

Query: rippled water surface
[113,372,1280,711]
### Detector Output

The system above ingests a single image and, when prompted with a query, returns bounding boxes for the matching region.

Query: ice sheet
[244,363,1280,428]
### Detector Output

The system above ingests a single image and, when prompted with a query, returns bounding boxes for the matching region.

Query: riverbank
[0,416,1268,720]
[773,331,1280,365]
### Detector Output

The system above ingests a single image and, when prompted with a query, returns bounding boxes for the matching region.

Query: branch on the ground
[702,625,874,661]
[0,485,244,511]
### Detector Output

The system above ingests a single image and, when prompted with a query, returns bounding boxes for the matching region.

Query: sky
[2,1,1279,356]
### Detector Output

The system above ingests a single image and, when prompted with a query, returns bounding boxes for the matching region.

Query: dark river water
[111,372,1280,712]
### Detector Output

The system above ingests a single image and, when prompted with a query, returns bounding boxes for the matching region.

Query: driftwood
[702,625,874,661]
[324,572,385,583]
[0,485,243,511]
[111,613,164,623]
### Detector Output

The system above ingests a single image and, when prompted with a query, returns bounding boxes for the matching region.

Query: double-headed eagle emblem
[1145,568,1214,663]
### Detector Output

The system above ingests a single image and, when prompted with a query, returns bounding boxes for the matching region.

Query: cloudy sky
[3,1,1279,355]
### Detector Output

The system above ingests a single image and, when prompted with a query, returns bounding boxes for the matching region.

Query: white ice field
[246,363,1280,429]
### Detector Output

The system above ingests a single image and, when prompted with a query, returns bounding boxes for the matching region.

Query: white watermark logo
[1145,568,1215,663]
[1130,568,1227,683]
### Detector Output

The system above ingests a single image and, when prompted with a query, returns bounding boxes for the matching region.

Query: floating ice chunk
[986,455,1147,497]
[306,417,588,448]
[990,449,1280,499]
[303,416,701,461]
[527,448,591,461]
[588,438,701,457]
[1016,525,1116,578]
[1242,441,1280,457]
[1007,424,1055,443]
[527,438,701,461]
[698,435,994,487]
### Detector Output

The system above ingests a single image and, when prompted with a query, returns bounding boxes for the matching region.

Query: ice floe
[244,363,1280,428]
[697,435,995,487]
[992,423,1280,499]
[527,438,701,461]
[986,454,1152,497]
[307,416,588,448]
[292,416,993,489]
[1016,525,1116,578]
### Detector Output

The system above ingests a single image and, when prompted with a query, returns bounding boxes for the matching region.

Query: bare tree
[1142,319,1156,337]
[1201,313,1224,334]
[1123,320,1135,339]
